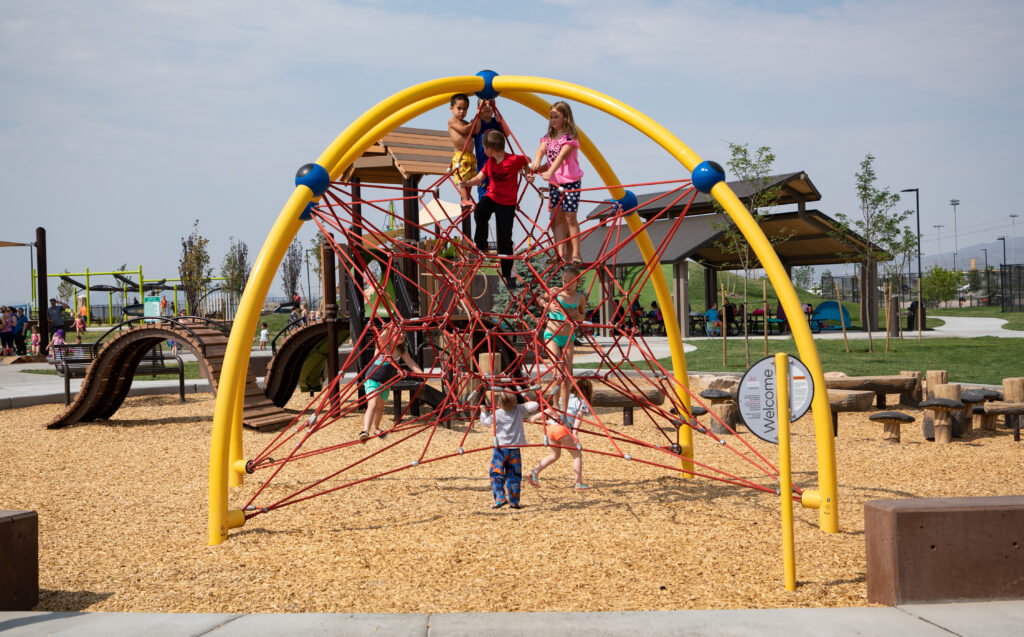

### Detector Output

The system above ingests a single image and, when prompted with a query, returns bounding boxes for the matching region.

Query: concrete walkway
[2,602,1024,636]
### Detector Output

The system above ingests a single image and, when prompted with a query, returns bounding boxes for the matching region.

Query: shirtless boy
[447,93,475,211]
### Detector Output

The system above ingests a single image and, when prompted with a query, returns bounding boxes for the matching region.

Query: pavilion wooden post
[835,281,849,353]
[762,279,768,356]
[721,283,727,365]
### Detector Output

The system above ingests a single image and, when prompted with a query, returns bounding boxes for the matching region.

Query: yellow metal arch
[209,74,838,544]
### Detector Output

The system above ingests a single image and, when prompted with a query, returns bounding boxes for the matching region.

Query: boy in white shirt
[480,389,538,509]
[258,322,269,350]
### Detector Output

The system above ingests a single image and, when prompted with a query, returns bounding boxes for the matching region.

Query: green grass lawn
[665,336,1019,386]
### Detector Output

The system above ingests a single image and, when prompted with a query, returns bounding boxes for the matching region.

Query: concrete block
[0,511,38,611]
[866,496,1024,604]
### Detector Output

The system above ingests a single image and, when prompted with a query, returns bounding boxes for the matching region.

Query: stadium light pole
[900,188,922,280]
[949,199,960,272]
[934,224,944,268]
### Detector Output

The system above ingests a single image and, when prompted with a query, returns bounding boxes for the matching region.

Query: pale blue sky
[2,0,1023,304]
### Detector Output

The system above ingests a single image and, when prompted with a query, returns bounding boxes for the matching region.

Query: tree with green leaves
[711,142,786,365]
[307,229,326,298]
[922,266,959,308]
[179,220,212,316]
[221,237,251,300]
[280,239,304,301]
[792,266,814,291]
[834,154,908,353]
[56,269,75,307]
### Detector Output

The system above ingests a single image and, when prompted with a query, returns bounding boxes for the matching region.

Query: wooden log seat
[699,388,737,435]
[827,388,875,436]
[824,374,920,409]
[591,386,665,426]
[921,397,965,444]
[869,411,915,444]
[866,496,1024,604]
[983,401,1024,442]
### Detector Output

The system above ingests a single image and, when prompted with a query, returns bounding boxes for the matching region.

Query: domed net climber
[232,101,802,525]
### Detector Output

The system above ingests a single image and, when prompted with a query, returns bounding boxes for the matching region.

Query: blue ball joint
[691,160,725,194]
[475,70,499,100]
[295,163,330,198]
[615,189,639,213]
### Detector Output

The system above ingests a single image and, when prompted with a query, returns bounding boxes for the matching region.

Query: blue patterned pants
[489,448,522,506]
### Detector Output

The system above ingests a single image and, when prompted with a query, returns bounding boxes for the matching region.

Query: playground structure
[46,316,292,430]
[207,72,840,547]
[34,267,235,324]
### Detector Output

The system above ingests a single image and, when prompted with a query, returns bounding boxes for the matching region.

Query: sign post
[738,354,812,590]
[143,295,161,323]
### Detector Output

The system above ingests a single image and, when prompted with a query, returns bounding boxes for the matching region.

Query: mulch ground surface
[2,383,1021,613]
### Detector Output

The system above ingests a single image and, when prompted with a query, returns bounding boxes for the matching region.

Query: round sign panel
[737,356,814,444]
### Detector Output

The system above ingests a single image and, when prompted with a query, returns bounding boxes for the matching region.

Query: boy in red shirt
[460,129,532,289]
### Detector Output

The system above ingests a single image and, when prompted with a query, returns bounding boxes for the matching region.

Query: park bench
[51,342,185,406]
[824,375,920,408]
[590,385,664,426]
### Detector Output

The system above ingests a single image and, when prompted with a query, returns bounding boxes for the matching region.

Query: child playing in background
[528,378,592,490]
[48,328,66,356]
[479,389,539,509]
[530,101,585,264]
[259,322,269,350]
[447,93,476,214]
[459,129,532,290]
[360,322,424,442]
[30,325,41,356]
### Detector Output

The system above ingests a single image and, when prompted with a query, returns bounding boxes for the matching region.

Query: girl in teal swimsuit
[541,266,586,416]
[360,322,424,442]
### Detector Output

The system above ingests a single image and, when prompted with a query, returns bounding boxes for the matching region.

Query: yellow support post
[775,353,797,591]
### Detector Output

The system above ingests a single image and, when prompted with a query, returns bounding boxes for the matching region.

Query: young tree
[221,237,251,299]
[280,239,304,301]
[833,154,908,353]
[179,220,212,315]
[710,142,785,365]
[792,266,814,291]
[308,229,326,298]
[56,269,76,307]
[922,266,959,308]
[966,268,982,293]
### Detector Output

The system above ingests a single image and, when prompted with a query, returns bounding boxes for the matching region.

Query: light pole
[998,236,1007,306]
[949,199,960,272]
[982,247,990,305]
[934,224,944,268]
[900,188,922,282]
[1011,213,1019,265]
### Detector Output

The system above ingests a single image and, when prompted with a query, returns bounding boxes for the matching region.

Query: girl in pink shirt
[531,101,585,265]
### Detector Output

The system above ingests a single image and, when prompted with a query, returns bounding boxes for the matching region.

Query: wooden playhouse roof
[342,127,455,184]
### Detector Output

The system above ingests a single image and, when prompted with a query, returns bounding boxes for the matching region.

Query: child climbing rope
[359,322,424,442]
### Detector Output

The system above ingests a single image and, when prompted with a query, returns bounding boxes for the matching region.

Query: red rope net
[237,105,796,522]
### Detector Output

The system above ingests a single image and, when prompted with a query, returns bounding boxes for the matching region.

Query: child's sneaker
[509,503,521,509]
[492,499,508,509]
[574,483,590,491]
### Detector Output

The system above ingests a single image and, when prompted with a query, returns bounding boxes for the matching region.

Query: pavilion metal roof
[586,171,822,221]
[580,209,876,268]
[342,127,455,185]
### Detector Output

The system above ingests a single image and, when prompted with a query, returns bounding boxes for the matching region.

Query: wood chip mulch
[2,384,1021,613]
